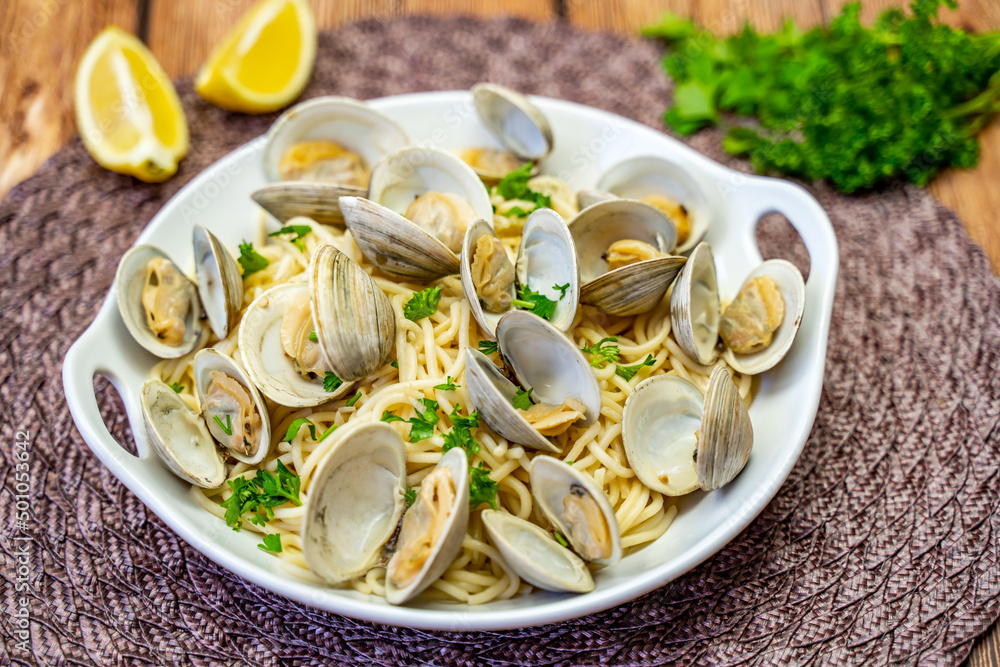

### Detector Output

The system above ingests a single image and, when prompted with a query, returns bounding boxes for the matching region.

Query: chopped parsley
[616,354,656,381]
[308,330,318,342]
[213,414,233,436]
[282,418,316,442]
[390,359,399,369]
[495,163,552,213]
[499,205,532,218]
[323,372,343,393]
[553,531,569,548]
[237,241,269,276]
[345,392,362,407]
[317,424,338,442]
[382,399,440,442]
[441,405,481,456]
[512,284,558,320]
[403,286,442,322]
[553,283,570,299]
[468,462,499,510]
[434,376,460,391]
[267,224,312,252]
[220,460,301,530]
[169,382,185,393]
[581,336,621,368]
[381,411,405,423]
[512,387,534,410]
[477,340,499,355]
[404,486,417,506]
[259,533,283,553]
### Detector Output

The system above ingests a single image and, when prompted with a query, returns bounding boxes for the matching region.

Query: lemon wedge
[195,0,317,114]
[74,26,189,183]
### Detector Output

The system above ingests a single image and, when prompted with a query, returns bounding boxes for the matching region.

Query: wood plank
[565,0,1000,273]
[0,0,140,199]
[399,0,554,20]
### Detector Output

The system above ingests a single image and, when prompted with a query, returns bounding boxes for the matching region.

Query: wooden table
[2,0,998,663]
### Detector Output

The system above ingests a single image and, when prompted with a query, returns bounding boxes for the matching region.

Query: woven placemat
[2,15,1000,666]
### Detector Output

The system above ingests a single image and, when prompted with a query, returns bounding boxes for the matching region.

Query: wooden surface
[1,0,998,662]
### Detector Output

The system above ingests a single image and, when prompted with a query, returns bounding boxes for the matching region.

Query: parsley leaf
[282,418,316,442]
[554,531,570,548]
[495,163,552,212]
[214,414,233,436]
[346,392,362,407]
[512,387,534,410]
[317,424,338,441]
[581,336,621,368]
[238,241,269,276]
[390,359,399,369]
[220,461,301,530]
[259,533,282,553]
[441,406,481,456]
[615,354,656,381]
[267,224,312,252]
[323,372,342,393]
[308,330,318,342]
[169,382,184,393]
[499,206,532,218]
[406,398,440,442]
[403,286,442,322]
[553,283,570,299]
[512,284,558,320]
[469,463,499,510]
[434,376,460,391]
[478,340,499,355]
[381,411,405,423]
[404,486,417,506]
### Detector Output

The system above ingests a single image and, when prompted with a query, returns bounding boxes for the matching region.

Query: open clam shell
[481,510,594,593]
[140,380,225,489]
[529,456,622,566]
[302,421,407,584]
[193,348,271,465]
[192,226,244,339]
[670,242,720,366]
[239,282,352,407]
[720,259,805,376]
[570,199,685,317]
[386,448,470,605]
[622,365,753,495]
[251,181,364,227]
[468,83,553,182]
[309,244,396,381]
[596,155,713,255]
[116,246,204,358]
[262,96,409,183]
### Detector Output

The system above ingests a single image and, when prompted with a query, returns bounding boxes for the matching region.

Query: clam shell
[386,448,470,605]
[193,348,271,465]
[116,245,203,358]
[570,199,684,316]
[697,366,753,491]
[464,348,561,453]
[669,242,720,366]
[302,421,407,584]
[596,155,713,255]
[309,244,396,382]
[720,259,806,376]
[529,455,622,566]
[251,181,365,227]
[515,208,579,332]
[496,311,602,427]
[262,96,409,183]
[140,380,225,489]
[340,196,461,282]
[481,510,594,593]
[239,282,352,407]
[471,83,553,163]
[460,219,512,338]
[192,226,244,339]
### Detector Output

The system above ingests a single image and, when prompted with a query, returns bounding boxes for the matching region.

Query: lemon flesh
[195,0,317,114]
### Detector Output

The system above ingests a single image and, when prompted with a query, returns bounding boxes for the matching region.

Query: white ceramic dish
[62,90,838,631]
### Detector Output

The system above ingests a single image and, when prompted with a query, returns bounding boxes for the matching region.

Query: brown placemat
[2,15,1000,666]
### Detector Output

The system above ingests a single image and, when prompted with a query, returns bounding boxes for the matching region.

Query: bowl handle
[726,175,839,291]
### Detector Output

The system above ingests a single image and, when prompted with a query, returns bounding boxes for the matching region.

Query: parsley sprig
[220,461,301,530]
[404,286,442,322]
[238,241,269,276]
[259,534,282,553]
[512,284,559,320]
[441,406,481,457]
[434,376,460,391]
[382,398,440,442]
[512,387,534,410]
[469,463,499,510]
[267,224,312,252]
[323,372,342,393]
[615,354,657,381]
[581,336,622,368]
[478,340,499,355]
[495,163,552,215]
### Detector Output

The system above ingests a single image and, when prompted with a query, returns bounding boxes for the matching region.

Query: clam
[594,156,714,254]
[481,510,594,593]
[461,83,553,183]
[460,209,578,338]
[570,199,687,316]
[193,348,271,465]
[622,365,753,495]
[340,146,492,282]
[464,311,601,452]
[254,96,409,226]
[302,421,408,584]
[140,380,226,489]
[386,448,470,605]
[116,245,203,358]
[671,243,805,374]
[192,226,244,339]
[529,456,622,566]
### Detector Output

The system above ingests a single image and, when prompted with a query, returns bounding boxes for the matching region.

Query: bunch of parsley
[643,0,1000,192]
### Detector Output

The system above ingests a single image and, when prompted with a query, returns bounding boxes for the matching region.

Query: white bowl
[62,90,838,631]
